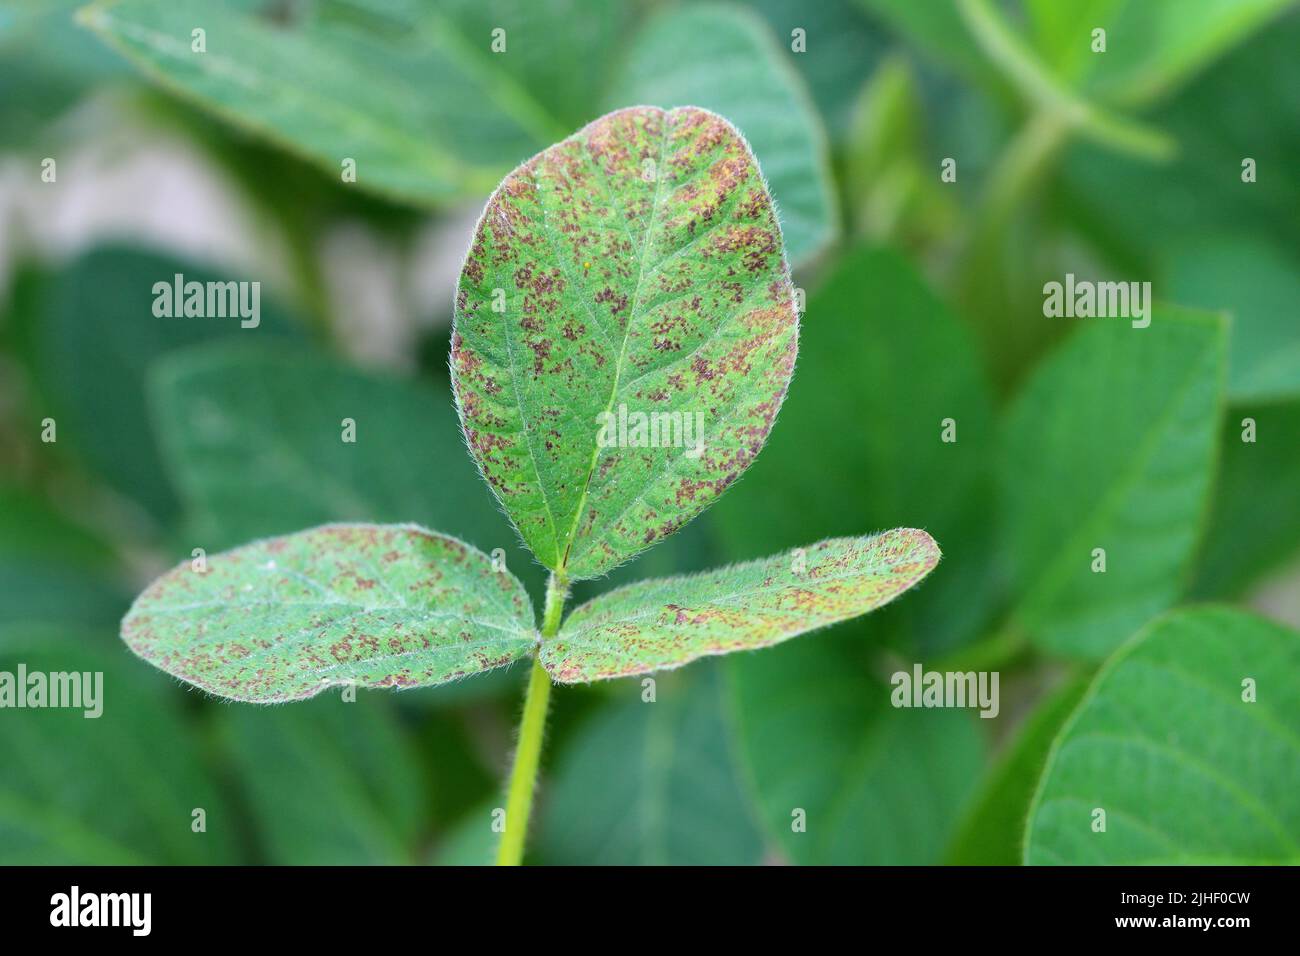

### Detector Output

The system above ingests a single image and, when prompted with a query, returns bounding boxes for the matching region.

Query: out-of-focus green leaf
[0,625,236,864]
[0,486,112,566]
[0,0,129,145]
[1166,236,1300,404]
[21,246,299,523]
[148,344,538,595]
[122,524,537,702]
[537,665,765,865]
[430,800,498,866]
[1001,308,1225,658]
[609,4,837,264]
[856,0,1000,87]
[0,486,127,627]
[543,531,939,683]
[947,672,1092,865]
[1026,607,1300,864]
[80,0,626,206]
[713,246,998,655]
[748,0,887,140]
[1193,402,1300,599]
[1061,17,1300,270]
[844,58,959,245]
[220,692,428,864]
[452,105,798,580]
[1025,0,1293,108]
[728,633,985,864]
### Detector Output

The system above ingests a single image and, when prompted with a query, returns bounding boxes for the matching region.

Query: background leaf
[148,342,542,594]
[18,245,300,523]
[609,3,837,264]
[1024,0,1293,108]
[536,664,765,865]
[122,524,536,701]
[0,625,236,864]
[1025,606,1300,864]
[0,486,127,628]
[1192,402,1300,599]
[749,0,886,141]
[219,692,428,865]
[713,246,998,656]
[80,0,628,206]
[543,531,940,683]
[1165,235,1300,404]
[1000,308,1226,658]
[452,105,798,580]
[946,672,1092,865]
[728,633,986,864]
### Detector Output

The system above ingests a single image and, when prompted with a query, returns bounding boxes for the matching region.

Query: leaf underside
[121,524,536,703]
[541,530,941,683]
[452,104,798,580]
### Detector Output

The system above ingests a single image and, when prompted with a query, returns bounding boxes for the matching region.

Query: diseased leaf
[1001,307,1226,658]
[80,0,627,207]
[121,524,536,702]
[1026,607,1300,864]
[452,105,798,580]
[609,4,837,264]
[542,530,939,683]
[537,665,766,864]
[728,633,986,865]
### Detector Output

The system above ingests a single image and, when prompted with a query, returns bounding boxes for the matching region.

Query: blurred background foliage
[1,0,1297,865]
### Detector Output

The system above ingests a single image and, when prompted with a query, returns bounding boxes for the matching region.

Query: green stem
[496,573,567,866]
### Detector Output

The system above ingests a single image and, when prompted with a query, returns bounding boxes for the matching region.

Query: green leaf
[749,0,886,139]
[0,624,236,864]
[1166,236,1300,403]
[0,0,129,146]
[121,523,536,702]
[1025,0,1293,108]
[843,61,960,245]
[452,105,799,580]
[0,486,127,628]
[728,634,986,864]
[430,800,500,866]
[946,672,1093,865]
[542,531,939,683]
[1060,17,1300,267]
[1193,403,1300,599]
[19,245,299,522]
[1001,308,1226,658]
[220,693,428,864]
[1025,606,1300,864]
[148,343,541,596]
[713,247,997,656]
[608,4,837,264]
[80,0,626,207]
[537,664,766,864]
[856,0,1001,86]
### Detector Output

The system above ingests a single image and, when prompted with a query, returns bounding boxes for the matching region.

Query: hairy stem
[496,572,567,866]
